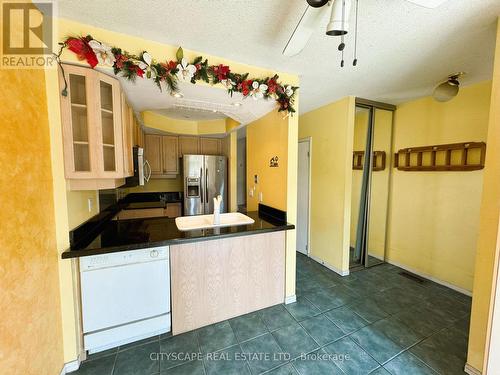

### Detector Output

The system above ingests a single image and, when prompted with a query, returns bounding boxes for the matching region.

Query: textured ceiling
[59,0,500,113]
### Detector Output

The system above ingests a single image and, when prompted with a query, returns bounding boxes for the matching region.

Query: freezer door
[183,155,204,216]
[204,155,227,214]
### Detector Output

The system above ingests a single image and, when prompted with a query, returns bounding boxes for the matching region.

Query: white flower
[138,52,155,78]
[250,81,268,100]
[221,78,236,89]
[285,85,294,97]
[88,40,115,66]
[138,52,152,70]
[176,58,197,81]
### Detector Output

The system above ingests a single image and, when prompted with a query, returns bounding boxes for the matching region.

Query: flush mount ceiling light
[433,72,465,102]
[172,92,184,98]
[231,102,243,107]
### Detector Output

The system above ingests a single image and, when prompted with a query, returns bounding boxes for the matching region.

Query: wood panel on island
[393,142,486,171]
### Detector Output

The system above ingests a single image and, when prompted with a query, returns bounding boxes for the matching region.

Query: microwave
[123,147,151,187]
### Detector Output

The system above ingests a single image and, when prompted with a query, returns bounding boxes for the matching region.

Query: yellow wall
[142,111,226,135]
[0,70,64,374]
[299,97,356,274]
[49,17,300,362]
[468,21,500,373]
[246,110,289,212]
[387,81,491,292]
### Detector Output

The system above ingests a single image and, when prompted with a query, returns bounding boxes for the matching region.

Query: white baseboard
[285,295,297,304]
[60,357,80,375]
[309,255,349,276]
[386,259,472,297]
[464,362,482,375]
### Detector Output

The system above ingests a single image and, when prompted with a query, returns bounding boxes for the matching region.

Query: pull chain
[340,0,346,67]
[353,0,359,66]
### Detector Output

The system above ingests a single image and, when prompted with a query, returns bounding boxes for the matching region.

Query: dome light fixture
[172,92,184,98]
[433,72,465,102]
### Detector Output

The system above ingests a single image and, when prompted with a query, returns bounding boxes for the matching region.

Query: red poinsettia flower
[114,53,128,69]
[134,65,144,78]
[195,64,201,71]
[267,78,278,94]
[66,37,98,68]
[278,97,290,111]
[212,64,230,81]
[239,79,253,96]
[161,60,177,72]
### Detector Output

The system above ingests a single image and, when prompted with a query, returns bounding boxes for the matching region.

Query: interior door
[297,140,310,255]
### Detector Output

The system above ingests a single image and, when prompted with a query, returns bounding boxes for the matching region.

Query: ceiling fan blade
[283,4,331,57]
[404,0,449,8]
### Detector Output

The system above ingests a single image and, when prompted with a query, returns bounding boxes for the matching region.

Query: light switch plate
[87,198,93,212]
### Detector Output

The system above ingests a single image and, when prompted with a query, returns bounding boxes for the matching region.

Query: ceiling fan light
[433,81,459,102]
[306,0,329,8]
[326,0,352,36]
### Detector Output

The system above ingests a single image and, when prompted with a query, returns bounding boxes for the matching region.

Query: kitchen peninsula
[63,202,293,343]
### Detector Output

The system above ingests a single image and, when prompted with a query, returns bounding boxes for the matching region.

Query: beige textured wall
[0,70,64,374]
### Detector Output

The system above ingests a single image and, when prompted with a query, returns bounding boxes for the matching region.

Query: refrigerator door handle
[200,167,204,203]
[206,168,209,206]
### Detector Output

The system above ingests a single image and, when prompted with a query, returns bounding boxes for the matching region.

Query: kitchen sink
[175,212,255,231]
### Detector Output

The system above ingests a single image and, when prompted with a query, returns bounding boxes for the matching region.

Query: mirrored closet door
[350,99,395,270]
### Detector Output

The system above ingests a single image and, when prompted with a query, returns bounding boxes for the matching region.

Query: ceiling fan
[283,0,450,59]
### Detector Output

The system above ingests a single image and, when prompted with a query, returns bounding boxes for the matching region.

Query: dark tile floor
[72,253,471,375]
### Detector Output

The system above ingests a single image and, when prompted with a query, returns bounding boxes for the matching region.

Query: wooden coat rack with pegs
[393,142,486,171]
[352,151,386,171]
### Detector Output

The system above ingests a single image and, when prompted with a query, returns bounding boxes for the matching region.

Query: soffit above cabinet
[94,67,277,125]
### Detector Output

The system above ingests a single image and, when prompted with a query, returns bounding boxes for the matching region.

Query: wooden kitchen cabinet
[59,64,126,188]
[145,134,179,177]
[200,137,221,155]
[165,203,182,218]
[121,93,134,177]
[144,134,163,175]
[162,136,179,174]
[179,136,200,157]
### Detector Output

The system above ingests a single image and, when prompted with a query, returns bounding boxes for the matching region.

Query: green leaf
[176,47,184,61]
[193,56,202,65]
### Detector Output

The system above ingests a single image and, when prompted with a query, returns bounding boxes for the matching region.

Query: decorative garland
[57,35,298,114]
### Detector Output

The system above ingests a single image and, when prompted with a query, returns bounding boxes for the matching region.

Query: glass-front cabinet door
[60,64,123,180]
[60,64,97,178]
[96,73,123,178]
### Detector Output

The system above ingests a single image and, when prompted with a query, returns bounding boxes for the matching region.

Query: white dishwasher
[79,246,171,354]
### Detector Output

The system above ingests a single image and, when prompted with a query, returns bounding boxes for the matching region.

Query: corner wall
[468,20,500,373]
[246,110,289,212]
[387,81,491,293]
[298,97,356,274]
[0,70,64,374]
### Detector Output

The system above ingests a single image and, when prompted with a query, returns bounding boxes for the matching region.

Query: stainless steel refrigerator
[183,155,227,216]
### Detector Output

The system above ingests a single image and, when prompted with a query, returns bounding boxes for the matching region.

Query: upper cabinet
[144,134,179,177]
[121,93,134,177]
[60,64,130,190]
[200,137,221,155]
[162,136,179,174]
[179,136,200,157]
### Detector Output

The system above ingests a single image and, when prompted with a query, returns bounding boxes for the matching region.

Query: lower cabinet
[170,231,285,335]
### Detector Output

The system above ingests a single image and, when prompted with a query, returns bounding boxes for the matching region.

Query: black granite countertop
[62,210,294,259]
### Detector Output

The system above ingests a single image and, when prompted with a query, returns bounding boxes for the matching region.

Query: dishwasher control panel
[80,246,169,271]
